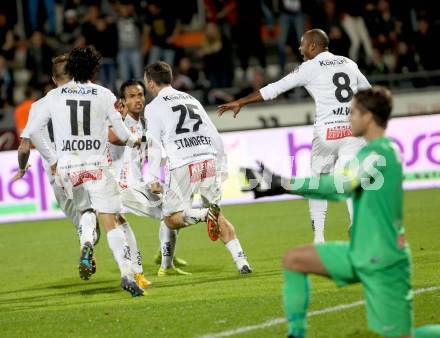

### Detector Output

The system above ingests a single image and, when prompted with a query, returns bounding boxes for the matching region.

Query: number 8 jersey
[145,86,224,183]
[260,51,371,127]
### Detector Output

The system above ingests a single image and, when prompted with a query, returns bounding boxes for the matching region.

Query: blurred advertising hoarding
[0,114,439,223]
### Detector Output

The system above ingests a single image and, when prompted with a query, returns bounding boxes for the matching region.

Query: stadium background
[0,2,439,337]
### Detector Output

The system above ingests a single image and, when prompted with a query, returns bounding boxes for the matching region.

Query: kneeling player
[247,87,440,337]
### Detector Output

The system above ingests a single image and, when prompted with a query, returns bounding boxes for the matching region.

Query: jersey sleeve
[355,64,371,90]
[260,62,312,100]
[145,102,163,183]
[288,146,386,200]
[26,98,57,165]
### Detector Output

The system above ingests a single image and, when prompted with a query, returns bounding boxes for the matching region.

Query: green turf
[0,189,439,337]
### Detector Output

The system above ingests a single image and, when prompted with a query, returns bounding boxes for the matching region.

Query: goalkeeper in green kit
[243,86,440,338]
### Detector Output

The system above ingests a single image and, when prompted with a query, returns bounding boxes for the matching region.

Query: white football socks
[183,208,209,226]
[225,239,248,270]
[107,227,132,278]
[159,220,177,269]
[309,199,327,244]
[119,222,143,274]
[78,211,96,247]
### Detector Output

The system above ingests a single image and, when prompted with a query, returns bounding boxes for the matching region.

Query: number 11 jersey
[32,80,130,165]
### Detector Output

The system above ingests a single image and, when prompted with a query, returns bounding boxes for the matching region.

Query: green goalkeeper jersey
[292,136,409,271]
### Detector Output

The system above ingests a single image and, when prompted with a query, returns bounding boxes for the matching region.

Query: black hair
[354,86,393,128]
[144,61,172,85]
[66,46,101,83]
[119,79,146,99]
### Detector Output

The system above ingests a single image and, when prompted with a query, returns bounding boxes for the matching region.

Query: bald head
[304,29,329,50]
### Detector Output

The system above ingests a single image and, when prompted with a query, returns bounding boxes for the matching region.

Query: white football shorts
[311,125,365,176]
[120,182,162,219]
[56,159,122,214]
[162,158,221,216]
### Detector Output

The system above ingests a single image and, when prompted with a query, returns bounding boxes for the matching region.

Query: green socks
[283,270,310,338]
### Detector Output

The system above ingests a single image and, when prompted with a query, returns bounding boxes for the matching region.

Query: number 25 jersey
[145,86,222,182]
[260,51,371,127]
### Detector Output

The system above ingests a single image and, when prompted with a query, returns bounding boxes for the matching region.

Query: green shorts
[315,241,413,337]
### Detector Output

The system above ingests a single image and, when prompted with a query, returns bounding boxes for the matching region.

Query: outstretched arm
[217,91,263,118]
[217,65,310,118]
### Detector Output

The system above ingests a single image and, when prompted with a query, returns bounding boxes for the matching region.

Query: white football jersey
[260,51,371,127]
[21,97,58,164]
[145,86,221,182]
[109,114,146,189]
[27,80,135,167]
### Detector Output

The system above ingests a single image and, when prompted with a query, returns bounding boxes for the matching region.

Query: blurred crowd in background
[0,0,439,149]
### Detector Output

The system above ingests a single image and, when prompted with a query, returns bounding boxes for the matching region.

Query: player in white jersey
[108,79,189,277]
[144,62,252,274]
[218,29,371,243]
[26,47,144,296]
[15,54,100,274]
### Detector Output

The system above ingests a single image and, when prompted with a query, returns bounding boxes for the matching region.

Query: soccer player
[14,54,100,274]
[247,87,440,338]
[218,29,371,243]
[144,61,252,274]
[26,47,144,296]
[108,79,190,277]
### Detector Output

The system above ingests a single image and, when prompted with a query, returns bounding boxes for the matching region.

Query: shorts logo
[188,159,216,183]
[68,169,103,187]
[326,126,353,140]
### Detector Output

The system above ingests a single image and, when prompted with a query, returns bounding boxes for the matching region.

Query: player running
[15,54,100,275]
[26,47,144,297]
[218,29,371,243]
[245,86,440,338]
[144,61,252,274]
[108,79,190,277]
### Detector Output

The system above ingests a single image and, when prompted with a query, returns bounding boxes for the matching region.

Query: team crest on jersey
[68,169,103,187]
[326,125,353,140]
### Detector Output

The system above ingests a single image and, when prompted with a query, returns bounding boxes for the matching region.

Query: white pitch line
[198,285,440,338]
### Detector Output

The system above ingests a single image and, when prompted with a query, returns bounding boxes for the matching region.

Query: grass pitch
[0,189,439,337]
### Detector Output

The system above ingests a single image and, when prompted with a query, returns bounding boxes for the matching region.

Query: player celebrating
[108,79,190,277]
[144,61,252,274]
[246,87,440,338]
[15,54,100,274]
[26,47,144,297]
[218,29,371,243]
